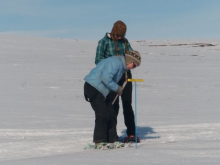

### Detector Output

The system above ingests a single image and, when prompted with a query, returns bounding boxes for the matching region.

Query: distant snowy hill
[0,35,220,165]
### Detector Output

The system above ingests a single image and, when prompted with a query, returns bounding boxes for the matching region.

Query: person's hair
[111,20,127,36]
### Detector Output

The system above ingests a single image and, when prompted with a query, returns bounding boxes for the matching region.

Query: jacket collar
[107,33,111,38]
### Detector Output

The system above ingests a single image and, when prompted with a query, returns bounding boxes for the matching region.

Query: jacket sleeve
[95,40,106,65]
[100,61,120,92]
[127,41,133,51]
[124,38,133,51]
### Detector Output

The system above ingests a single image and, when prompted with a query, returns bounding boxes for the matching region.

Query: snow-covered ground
[0,34,220,164]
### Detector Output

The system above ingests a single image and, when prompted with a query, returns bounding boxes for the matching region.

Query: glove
[117,86,123,96]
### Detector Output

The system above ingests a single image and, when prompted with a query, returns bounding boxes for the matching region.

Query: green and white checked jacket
[95,33,133,64]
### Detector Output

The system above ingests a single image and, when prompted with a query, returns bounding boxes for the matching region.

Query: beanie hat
[111,20,127,36]
[125,50,141,67]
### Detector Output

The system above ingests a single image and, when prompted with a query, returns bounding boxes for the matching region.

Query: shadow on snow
[119,126,160,140]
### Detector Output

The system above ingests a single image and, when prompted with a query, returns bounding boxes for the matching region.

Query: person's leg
[84,82,109,143]
[110,72,135,136]
[107,92,119,116]
[91,94,110,143]
[106,92,120,142]
[105,99,118,143]
[121,72,136,136]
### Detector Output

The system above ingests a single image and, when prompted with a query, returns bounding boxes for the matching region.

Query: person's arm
[127,41,133,51]
[124,38,133,51]
[101,61,120,92]
[95,40,106,65]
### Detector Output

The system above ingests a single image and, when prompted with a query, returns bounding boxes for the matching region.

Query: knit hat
[111,20,127,37]
[125,50,141,67]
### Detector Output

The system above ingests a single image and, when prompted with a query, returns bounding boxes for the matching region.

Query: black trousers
[108,71,135,136]
[84,82,118,143]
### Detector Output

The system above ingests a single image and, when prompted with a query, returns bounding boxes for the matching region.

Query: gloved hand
[117,86,123,96]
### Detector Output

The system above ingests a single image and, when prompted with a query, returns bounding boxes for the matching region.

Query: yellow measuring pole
[127,78,144,149]
[127,79,144,82]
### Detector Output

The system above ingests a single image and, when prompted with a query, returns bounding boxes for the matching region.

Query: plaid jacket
[95,33,133,64]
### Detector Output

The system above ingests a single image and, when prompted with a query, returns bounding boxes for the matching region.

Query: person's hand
[117,86,123,96]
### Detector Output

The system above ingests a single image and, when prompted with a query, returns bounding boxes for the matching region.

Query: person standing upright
[95,20,140,143]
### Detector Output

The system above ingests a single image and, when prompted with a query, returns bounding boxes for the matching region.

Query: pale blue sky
[0,0,220,40]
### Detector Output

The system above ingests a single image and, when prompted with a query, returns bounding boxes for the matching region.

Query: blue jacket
[84,56,127,98]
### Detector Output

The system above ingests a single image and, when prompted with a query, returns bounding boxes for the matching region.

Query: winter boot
[124,135,140,143]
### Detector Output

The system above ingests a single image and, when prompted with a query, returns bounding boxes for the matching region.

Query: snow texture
[0,34,220,164]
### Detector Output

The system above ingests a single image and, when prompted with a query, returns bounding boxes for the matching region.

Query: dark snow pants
[108,71,135,136]
[84,82,118,143]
